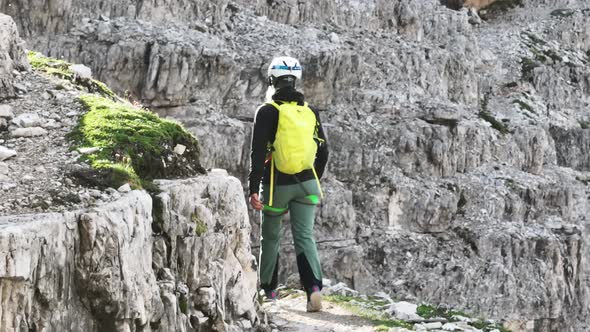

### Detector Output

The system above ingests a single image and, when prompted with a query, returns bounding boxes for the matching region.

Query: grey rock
[0,14,28,99]
[70,64,92,80]
[13,82,27,93]
[0,172,258,331]
[0,104,14,119]
[0,162,7,174]
[12,112,42,128]
[0,118,7,131]
[0,146,16,161]
[388,301,422,321]
[173,143,186,155]
[117,183,131,193]
[78,147,100,154]
[11,127,48,137]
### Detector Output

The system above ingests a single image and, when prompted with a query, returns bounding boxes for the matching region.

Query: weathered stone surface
[154,169,258,331]
[0,172,259,331]
[0,146,16,161]
[3,0,590,331]
[11,126,48,137]
[0,104,14,118]
[0,13,28,99]
[11,112,42,127]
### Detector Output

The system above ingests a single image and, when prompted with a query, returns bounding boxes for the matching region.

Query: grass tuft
[479,111,510,134]
[70,95,204,189]
[191,212,208,236]
[512,99,535,114]
[521,57,540,82]
[325,295,412,331]
[28,51,116,98]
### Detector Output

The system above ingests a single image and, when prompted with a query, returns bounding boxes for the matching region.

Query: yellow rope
[311,166,323,199]
[269,157,275,206]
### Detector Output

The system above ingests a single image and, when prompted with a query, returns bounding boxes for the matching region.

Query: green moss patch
[479,111,510,134]
[481,0,523,12]
[521,57,540,82]
[70,95,204,189]
[550,9,576,18]
[28,51,116,98]
[325,295,412,331]
[191,212,208,236]
[416,304,467,320]
[479,0,524,20]
[512,99,535,114]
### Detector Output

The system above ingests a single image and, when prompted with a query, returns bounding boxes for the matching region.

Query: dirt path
[263,294,377,332]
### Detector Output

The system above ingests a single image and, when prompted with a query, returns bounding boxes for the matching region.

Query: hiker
[248,56,329,312]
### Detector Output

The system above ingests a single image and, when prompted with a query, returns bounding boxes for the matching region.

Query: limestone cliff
[0,170,258,331]
[2,0,590,331]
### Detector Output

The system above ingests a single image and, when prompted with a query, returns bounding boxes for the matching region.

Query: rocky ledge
[0,169,259,332]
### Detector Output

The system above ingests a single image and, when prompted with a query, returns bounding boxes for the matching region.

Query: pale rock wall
[0,171,258,332]
[0,13,28,99]
[3,0,590,331]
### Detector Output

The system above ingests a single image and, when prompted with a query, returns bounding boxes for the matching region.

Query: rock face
[0,13,28,99]
[0,171,258,331]
[4,0,590,331]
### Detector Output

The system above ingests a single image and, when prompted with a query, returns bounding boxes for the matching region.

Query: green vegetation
[576,176,590,185]
[512,99,535,114]
[325,296,513,332]
[579,120,590,129]
[70,94,202,189]
[481,0,523,11]
[521,57,540,82]
[503,81,518,88]
[479,0,524,20]
[471,319,512,332]
[152,194,165,233]
[479,111,510,134]
[325,295,413,331]
[416,304,467,320]
[415,304,510,332]
[179,296,189,314]
[522,32,547,46]
[191,212,208,236]
[28,51,116,98]
[550,9,576,18]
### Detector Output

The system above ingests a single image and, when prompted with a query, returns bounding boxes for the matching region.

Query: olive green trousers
[259,179,323,291]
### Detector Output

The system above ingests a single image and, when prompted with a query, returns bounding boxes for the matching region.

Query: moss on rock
[479,111,510,134]
[324,295,413,331]
[70,94,205,189]
[28,51,116,98]
[191,212,208,236]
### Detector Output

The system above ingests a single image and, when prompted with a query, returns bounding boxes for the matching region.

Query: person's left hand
[249,193,263,211]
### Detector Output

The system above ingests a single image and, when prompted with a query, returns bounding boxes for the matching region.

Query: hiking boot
[264,289,278,302]
[306,285,322,312]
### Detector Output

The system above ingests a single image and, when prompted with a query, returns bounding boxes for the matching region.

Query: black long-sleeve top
[248,87,329,196]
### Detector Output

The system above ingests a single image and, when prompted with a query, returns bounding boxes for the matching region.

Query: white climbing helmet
[267,56,302,80]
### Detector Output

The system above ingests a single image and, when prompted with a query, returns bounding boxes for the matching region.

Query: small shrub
[325,295,413,330]
[521,57,540,82]
[512,99,535,114]
[479,111,510,134]
[28,51,116,98]
[191,212,208,236]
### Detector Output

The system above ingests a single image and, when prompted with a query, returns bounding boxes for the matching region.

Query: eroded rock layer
[2,0,590,330]
[0,170,257,332]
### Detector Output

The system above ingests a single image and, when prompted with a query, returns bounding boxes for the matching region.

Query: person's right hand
[249,193,263,211]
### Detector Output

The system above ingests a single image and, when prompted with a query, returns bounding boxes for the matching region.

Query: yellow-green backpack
[267,101,323,207]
